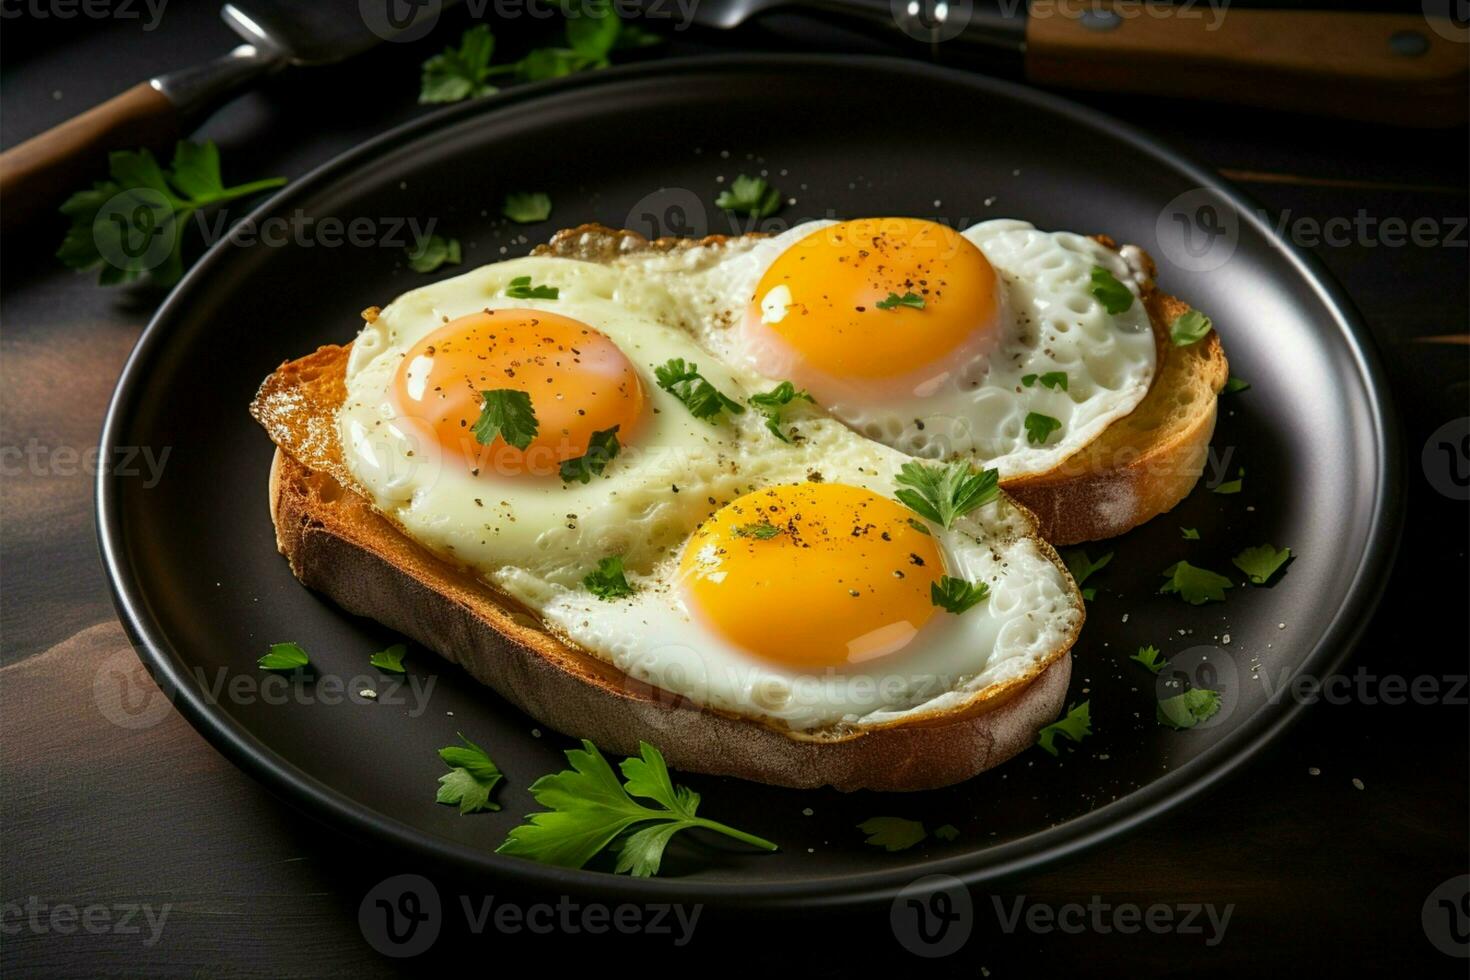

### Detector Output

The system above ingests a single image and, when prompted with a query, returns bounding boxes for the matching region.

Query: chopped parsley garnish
[505,274,558,299]
[1212,467,1244,495]
[583,555,635,600]
[1090,266,1134,314]
[906,517,932,536]
[733,521,782,540]
[503,191,552,224]
[58,140,286,287]
[1157,688,1223,730]
[436,733,503,814]
[472,389,538,449]
[1037,701,1091,756]
[654,358,745,422]
[714,174,782,218]
[858,817,927,852]
[406,234,461,272]
[420,24,498,102]
[496,740,776,876]
[933,824,960,842]
[257,642,309,672]
[1022,371,1069,391]
[747,381,813,442]
[1181,527,1200,540]
[1159,560,1233,604]
[1223,376,1250,394]
[1232,544,1292,584]
[1024,411,1062,445]
[369,643,407,673]
[876,291,925,311]
[931,576,990,615]
[1170,309,1213,347]
[893,460,1000,529]
[1129,645,1166,674]
[559,426,620,484]
[1063,548,1112,601]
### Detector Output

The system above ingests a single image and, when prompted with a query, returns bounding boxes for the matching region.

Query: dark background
[2,1,1466,975]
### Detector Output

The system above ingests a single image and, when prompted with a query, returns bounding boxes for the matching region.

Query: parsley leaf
[1063,548,1112,602]
[565,0,621,63]
[858,817,927,852]
[369,643,407,673]
[257,642,309,672]
[406,234,461,273]
[420,24,497,103]
[496,740,776,876]
[505,274,558,299]
[1090,266,1134,314]
[876,291,925,311]
[503,191,552,224]
[436,733,503,814]
[1223,376,1250,394]
[893,461,1000,529]
[472,389,539,449]
[733,521,782,540]
[1024,411,1062,445]
[1159,561,1233,604]
[1213,467,1244,495]
[583,556,635,600]
[654,358,745,422]
[1037,701,1091,756]
[58,140,286,287]
[1170,309,1213,347]
[747,381,813,441]
[1129,645,1166,674]
[1157,688,1223,730]
[560,426,621,484]
[1022,371,1069,391]
[1181,527,1200,540]
[715,174,782,218]
[931,576,990,615]
[934,824,960,842]
[1232,544,1292,585]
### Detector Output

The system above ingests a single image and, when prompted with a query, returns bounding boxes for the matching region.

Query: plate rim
[96,52,1403,907]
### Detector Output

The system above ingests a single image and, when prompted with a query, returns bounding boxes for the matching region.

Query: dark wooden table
[3,5,1467,976]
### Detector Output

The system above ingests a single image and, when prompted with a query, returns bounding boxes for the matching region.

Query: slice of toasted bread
[534,225,1229,545]
[266,447,1073,791]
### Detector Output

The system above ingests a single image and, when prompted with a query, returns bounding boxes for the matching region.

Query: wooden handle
[0,82,178,231]
[1026,6,1469,127]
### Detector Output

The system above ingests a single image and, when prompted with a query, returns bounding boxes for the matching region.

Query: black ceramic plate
[98,55,1399,907]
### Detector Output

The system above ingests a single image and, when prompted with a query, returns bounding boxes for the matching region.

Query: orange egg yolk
[746,217,999,396]
[679,483,944,669]
[390,309,644,478]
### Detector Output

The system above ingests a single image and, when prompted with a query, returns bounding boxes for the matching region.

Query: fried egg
[608,217,1157,479]
[337,254,1081,732]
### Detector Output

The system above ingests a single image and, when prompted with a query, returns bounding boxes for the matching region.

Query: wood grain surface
[2,3,1466,976]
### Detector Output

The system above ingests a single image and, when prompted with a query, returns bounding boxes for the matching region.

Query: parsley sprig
[893,461,1000,529]
[876,291,924,311]
[583,556,635,599]
[406,234,461,273]
[714,174,782,218]
[1063,548,1112,601]
[1159,560,1232,604]
[1024,411,1062,445]
[497,740,777,876]
[369,643,408,673]
[473,389,539,449]
[505,274,558,299]
[1090,265,1134,314]
[1157,688,1223,730]
[931,576,990,615]
[1129,645,1166,674]
[436,733,503,814]
[1170,309,1213,347]
[503,192,552,224]
[560,426,620,484]
[858,817,926,852]
[1022,371,1068,391]
[58,140,286,287]
[1232,544,1291,584]
[1037,701,1092,755]
[747,381,812,442]
[655,359,745,422]
[257,642,310,672]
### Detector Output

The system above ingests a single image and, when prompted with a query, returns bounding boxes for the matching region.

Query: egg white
[605,218,1158,480]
